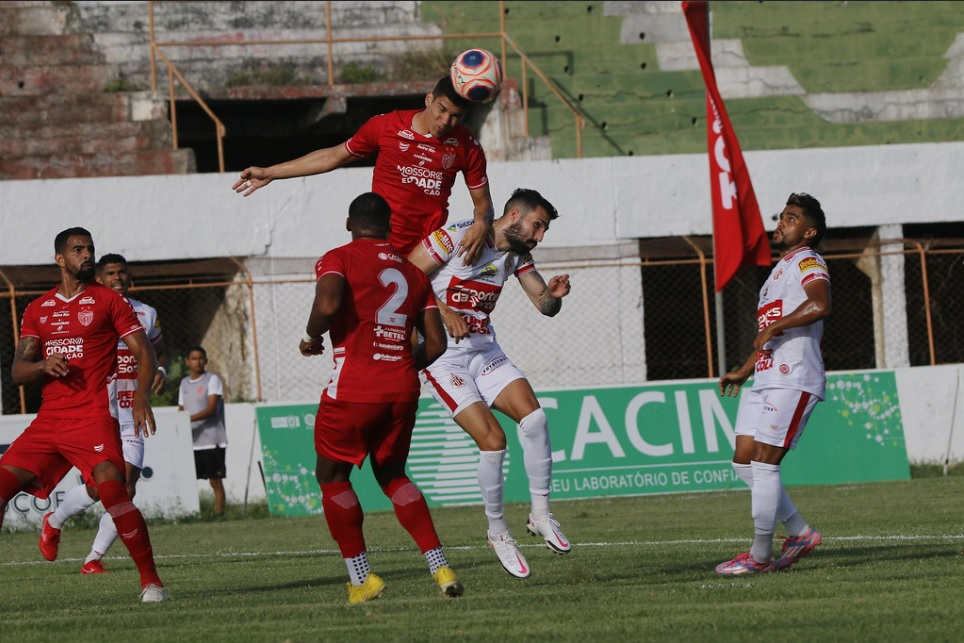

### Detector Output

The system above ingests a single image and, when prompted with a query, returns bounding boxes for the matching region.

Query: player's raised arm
[233,143,358,196]
[519,270,571,317]
[457,184,495,265]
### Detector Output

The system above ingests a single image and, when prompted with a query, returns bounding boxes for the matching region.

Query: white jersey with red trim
[115,297,162,425]
[753,246,830,397]
[421,219,536,352]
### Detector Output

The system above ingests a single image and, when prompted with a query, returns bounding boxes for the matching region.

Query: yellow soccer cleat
[347,573,385,604]
[433,566,464,598]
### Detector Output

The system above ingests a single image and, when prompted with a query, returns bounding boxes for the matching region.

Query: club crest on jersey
[442,152,456,169]
[450,374,464,387]
[77,310,94,326]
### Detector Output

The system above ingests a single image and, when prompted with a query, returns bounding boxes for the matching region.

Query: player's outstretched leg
[518,409,571,554]
[320,480,384,603]
[96,479,167,602]
[81,510,120,574]
[382,476,463,597]
[41,484,98,561]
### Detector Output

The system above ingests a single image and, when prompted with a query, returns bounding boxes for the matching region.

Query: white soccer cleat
[527,513,572,554]
[140,584,169,603]
[487,531,531,579]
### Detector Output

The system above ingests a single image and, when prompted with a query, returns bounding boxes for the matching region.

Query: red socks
[0,467,24,530]
[383,476,441,554]
[97,479,162,588]
[320,481,366,558]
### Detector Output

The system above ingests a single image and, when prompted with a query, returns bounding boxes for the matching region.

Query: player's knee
[477,430,507,451]
[382,477,422,506]
[519,408,548,436]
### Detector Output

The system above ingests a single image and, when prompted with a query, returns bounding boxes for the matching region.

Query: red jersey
[345,109,489,254]
[314,238,437,402]
[19,282,143,419]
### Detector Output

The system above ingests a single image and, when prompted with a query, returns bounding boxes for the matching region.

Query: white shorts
[734,387,820,450]
[423,343,526,417]
[119,422,146,469]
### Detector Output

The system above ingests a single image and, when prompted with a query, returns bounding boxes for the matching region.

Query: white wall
[3,142,964,266]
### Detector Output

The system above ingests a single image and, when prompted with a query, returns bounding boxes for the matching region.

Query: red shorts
[314,395,419,467]
[0,415,124,499]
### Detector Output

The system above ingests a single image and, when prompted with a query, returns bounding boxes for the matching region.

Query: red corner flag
[682,1,770,291]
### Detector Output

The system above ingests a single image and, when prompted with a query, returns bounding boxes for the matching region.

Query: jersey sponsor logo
[755,348,773,372]
[77,309,94,326]
[79,296,96,305]
[798,257,820,273]
[397,164,443,195]
[373,353,403,362]
[417,143,436,153]
[375,325,407,341]
[41,299,57,307]
[397,129,415,140]
[117,353,139,376]
[481,264,497,278]
[481,354,508,376]
[448,280,502,312]
[377,252,404,264]
[433,229,455,254]
[414,153,432,165]
[442,152,455,169]
[756,300,783,332]
[373,341,405,351]
[118,389,137,408]
[444,137,459,147]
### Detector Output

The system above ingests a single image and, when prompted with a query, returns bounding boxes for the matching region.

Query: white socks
[733,460,810,540]
[346,552,371,586]
[750,460,781,562]
[519,409,552,521]
[478,449,508,536]
[86,510,119,563]
[50,484,97,528]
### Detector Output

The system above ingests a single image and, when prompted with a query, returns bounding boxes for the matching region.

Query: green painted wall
[420,1,964,159]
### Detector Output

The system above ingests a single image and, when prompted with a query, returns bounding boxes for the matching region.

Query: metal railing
[4,242,962,414]
[145,0,589,171]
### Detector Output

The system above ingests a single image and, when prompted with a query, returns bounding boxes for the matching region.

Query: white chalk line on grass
[2,533,962,568]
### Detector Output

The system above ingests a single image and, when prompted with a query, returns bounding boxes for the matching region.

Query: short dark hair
[96,253,128,271]
[431,75,472,112]
[787,192,826,246]
[503,188,559,221]
[188,345,207,358]
[348,192,391,232]
[54,227,92,254]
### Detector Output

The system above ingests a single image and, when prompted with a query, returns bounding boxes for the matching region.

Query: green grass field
[3,476,963,642]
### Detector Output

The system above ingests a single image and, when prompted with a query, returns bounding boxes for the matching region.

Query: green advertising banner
[256,371,909,516]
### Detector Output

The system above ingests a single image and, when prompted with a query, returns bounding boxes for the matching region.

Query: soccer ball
[449,48,503,103]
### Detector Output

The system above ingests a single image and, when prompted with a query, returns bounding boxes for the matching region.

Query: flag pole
[715,291,726,377]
